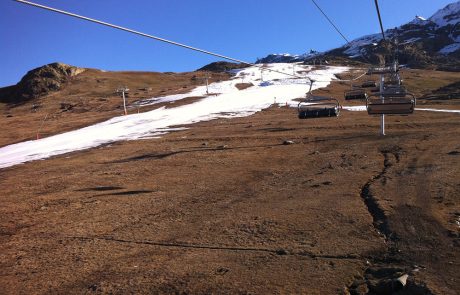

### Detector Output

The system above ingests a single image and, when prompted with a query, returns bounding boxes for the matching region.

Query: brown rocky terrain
[0,63,86,104]
[0,64,230,147]
[0,65,459,294]
[197,61,247,73]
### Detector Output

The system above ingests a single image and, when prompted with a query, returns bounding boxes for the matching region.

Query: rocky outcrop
[196,61,247,73]
[0,62,85,104]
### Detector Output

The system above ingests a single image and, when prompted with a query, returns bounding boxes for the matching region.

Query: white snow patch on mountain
[439,42,460,54]
[343,106,460,114]
[408,15,429,25]
[401,37,422,44]
[429,1,460,27]
[343,34,381,56]
[0,64,346,169]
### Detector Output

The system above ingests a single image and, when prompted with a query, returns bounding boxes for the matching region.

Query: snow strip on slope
[343,106,460,114]
[439,43,460,54]
[0,64,346,169]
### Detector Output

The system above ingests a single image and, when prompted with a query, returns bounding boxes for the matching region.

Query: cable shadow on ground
[107,143,285,164]
[65,235,362,260]
[75,187,156,197]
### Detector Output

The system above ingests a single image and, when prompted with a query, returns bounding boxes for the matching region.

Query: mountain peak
[408,15,428,25]
[429,1,460,27]
[256,1,460,70]
[0,63,86,103]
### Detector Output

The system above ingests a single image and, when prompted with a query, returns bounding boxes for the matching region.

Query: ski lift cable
[13,0,365,84]
[13,0,307,81]
[309,0,350,44]
[308,0,376,66]
[373,0,386,40]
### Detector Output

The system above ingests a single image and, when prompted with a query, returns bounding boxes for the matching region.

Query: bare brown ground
[0,69,230,147]
[0,68,459,294]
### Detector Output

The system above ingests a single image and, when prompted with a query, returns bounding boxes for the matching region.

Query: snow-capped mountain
[337,1,460,60]
[256,51,321,64]
[429,0,460,27]
[257,1,460,70]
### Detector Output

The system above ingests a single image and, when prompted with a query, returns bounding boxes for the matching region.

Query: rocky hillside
[257,1,460,70]
[256,53,316,64]
[196,61,247,72]
[0,63,86,104]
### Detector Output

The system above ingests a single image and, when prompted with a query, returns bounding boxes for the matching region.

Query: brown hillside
[0,66,231,146]
[0,66,459,294]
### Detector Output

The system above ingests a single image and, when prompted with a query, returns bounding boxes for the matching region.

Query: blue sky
[0,0,455,87]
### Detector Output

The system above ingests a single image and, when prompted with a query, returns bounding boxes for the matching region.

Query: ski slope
[0,64,346,169]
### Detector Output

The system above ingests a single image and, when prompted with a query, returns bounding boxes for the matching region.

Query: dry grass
[235,83,254,90]
[0,67,459,294]
[0,70,230,146]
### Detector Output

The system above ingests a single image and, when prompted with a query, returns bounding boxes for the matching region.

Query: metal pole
[122,90,127,115]
[36,113,49,140]
[205,72,209,95]
[380,74,385,136]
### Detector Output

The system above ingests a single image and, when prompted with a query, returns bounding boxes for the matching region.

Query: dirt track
[0,70,459,294]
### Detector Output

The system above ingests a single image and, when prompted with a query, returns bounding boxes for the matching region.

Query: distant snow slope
[0,64,346,169]
[429,1,460,26]
[341,1,460,56]
[257,1,460,63]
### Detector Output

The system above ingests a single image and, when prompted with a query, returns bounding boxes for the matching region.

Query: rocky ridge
[0,62,86,104]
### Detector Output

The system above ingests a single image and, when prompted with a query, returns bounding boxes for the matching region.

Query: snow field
[0,64,345,169]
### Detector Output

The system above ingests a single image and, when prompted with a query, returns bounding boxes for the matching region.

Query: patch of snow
[439,42,460,54]
[343,106,460,114]
[401,37,421,44]
[343,106,367,112]
[415,108,460,113]
[0,64,347,169]
[409,15,429,25]
[343,34,381,56]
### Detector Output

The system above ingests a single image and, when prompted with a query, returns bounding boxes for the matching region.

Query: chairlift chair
[298,80,341,119]
[382,85,407,97]
[361,80,377,88]
[298,97,341,118]
[370,86,380,93]
[366,93,416,115]
[344,89,368,100]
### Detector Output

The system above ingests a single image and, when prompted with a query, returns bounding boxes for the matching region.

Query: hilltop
[0,63,86,104]
[0,63,230,146]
